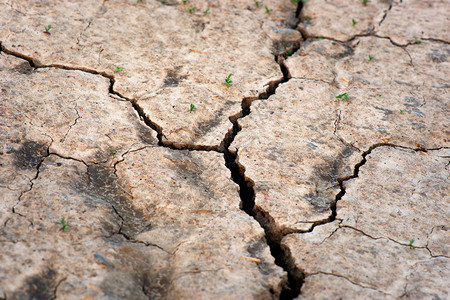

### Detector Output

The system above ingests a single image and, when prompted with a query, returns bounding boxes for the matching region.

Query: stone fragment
[116,147,286,299]
[1,148,286,298]
[284,147,449,298]
[285,37,450,151]
[0,155,167,299]
[338,147,450,248]
[284,223,449,298]
[427,225,450,257]
[0,0,298,146]
[376,0,450,45]
[407,40,450,88]
[0,53,157,166]
[231,79,361,231]
[285,39,347,82]
[298,0,390,41]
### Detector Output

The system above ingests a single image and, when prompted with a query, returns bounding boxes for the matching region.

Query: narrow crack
[305,143,433,235]
[60,104,81,143]
[51,276,67,300]
[378,4,392,26]
[110,205,170,254]
[308,271,395,297]
[11,139,52,216]
[422,37,450,45]
[1,42,221,152]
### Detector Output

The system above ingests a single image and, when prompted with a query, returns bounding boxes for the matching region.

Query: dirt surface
[1,0,449,299]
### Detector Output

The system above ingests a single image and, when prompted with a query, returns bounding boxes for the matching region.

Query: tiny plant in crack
[223,73,233,86]
[265,5,272,13]
[284,44,293,56]
[43,25,52,35]
[187,103,196,112]
[352,19,357,26]
[188,7,196,13]
[113,65,125,72]
[60,217,68,230]
[413,36,421,44]
[368,55,374,62]
[254,0,263,7]
[336,92,349,100]
[362,0,369,5]
[409,239,416,249]
[203,7,210,14]
[110,149,116,157]
[400,109,404,114]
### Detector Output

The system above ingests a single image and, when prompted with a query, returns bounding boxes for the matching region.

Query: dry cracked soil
[0,0,449,299]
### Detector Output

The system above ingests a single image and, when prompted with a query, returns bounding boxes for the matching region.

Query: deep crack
[222,46,304,300]
[223,149,304,299]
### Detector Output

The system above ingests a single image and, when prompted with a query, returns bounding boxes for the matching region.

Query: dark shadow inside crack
[224,149,304,299]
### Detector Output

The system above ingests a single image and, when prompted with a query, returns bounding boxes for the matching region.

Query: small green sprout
[362,0,369,4]
[0,163,4,167]
[318,36,324,39]
[336,92,349,100]
[182,0,187,4]
[400,109,404,113]
[413,36,421,44]
[352,19,357,26]
[110,149,116,157]
[223,73,233,86]
[161,0,166,3]
[126,87,129,90]
[265,5,272,13]
[60,217,68,230]
[409,239,415,249]
[378,94,382,98]
[203,7,210,14]
[113,65,125,72]
[284,44,293,56]
[188,7,196,13]
[44,25,52,34]
[187,103,196,112]
[255,0,263,7]
[368,55,374,62]
[305,16,311,20]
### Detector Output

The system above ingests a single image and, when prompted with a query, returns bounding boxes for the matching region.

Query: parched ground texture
[0,0,449,299]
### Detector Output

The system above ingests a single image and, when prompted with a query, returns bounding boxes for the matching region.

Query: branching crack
[11,139,52,216]
[60,104,81,143]
[303,143,435,236]
[221,58,304,298]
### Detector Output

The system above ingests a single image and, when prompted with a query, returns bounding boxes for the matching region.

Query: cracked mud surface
[0,0,448,299]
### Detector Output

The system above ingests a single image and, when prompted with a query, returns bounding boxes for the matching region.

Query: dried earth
[0,0,449,299]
